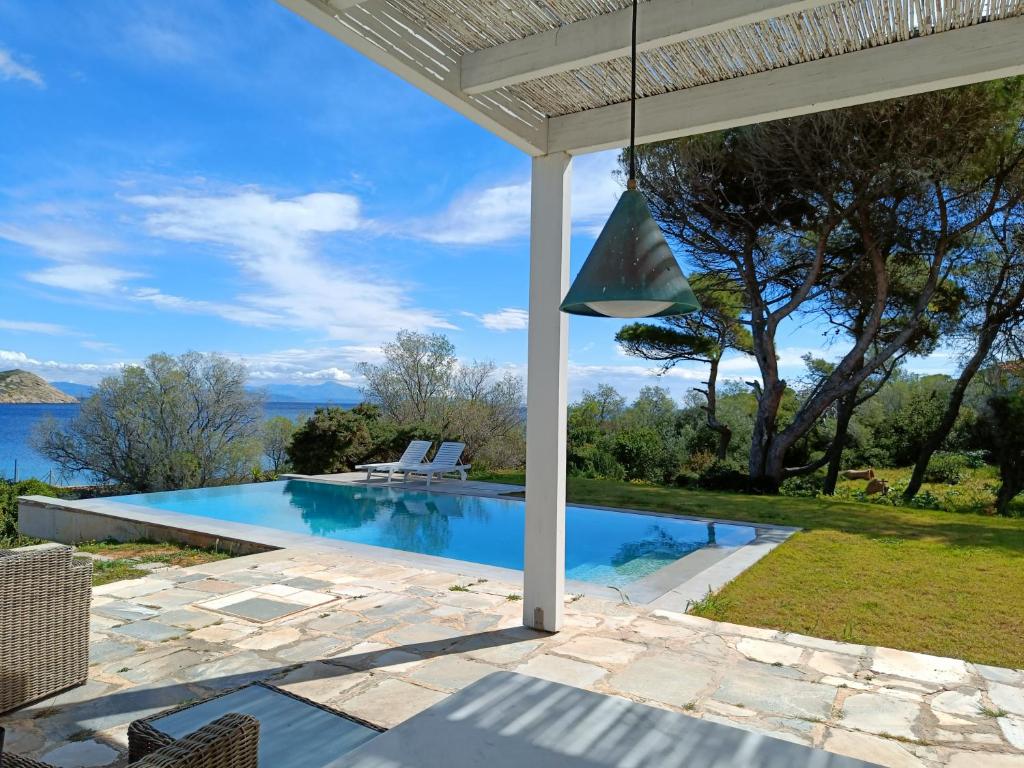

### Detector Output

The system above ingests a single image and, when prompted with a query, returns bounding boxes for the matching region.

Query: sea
[0,402,352,486]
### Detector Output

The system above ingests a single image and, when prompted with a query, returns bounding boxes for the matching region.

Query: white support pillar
[523,152,572,632]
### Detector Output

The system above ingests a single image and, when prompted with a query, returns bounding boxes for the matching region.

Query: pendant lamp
[560,0,700,319]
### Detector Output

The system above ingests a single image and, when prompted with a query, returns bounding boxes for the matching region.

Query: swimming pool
[109,480,757,587]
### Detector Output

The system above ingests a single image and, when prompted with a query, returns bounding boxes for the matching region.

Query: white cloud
[293,367,353,382]
[570,361,707,382]
[420,181,531,245]
[0,319,71,335]
[26,264,143,294]
[130,287,282,326]
[0,48,44,87]
[130,188,452,339]
[0,344,373,388]
[409,151,622,245]
[462,307,529,332]
[0,349,123,380]
[0,224,118,261]
[231,346,374,385]
[0,349,33,366]
[130,191,363,247]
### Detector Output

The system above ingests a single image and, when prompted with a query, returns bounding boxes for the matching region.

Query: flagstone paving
[2,546,1023,768]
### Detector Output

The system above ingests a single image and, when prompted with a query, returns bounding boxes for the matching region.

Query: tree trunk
[824,391,857,495]
[703,357,732,460]
[995,470,1022,517]
[903,323,999,501]
[713,426,732,462]
[749,379,786,491]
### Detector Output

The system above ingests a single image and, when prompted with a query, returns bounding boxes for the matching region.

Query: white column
[523,152,571,632]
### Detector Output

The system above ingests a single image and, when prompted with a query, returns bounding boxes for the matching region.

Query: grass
[980,706,1010,718]
[77,540,232,587]
[89,559,151,586]
[833,464,1022,516]
[472,469,1024,668]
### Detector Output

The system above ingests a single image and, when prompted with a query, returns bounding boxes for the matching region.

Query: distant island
[0,370,361,405]
[0,370,78,404]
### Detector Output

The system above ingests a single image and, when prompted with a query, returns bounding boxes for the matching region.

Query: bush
[287,407,374,475]
[695,460,750,492]
[924,452,968,485]
[287,405,435,475]
[673,470,700,488]
[682,450,717,476]
[958,450,987,469]
[1,479,60,546]
[611,427,664,482]
[780,471,827,498]
[568,441,625,480]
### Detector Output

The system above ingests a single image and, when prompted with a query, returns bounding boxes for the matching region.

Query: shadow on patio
[21,628,543,736]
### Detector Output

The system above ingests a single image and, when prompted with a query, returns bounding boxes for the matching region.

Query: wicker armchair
[1,714,259,768]
[0,544,92,715]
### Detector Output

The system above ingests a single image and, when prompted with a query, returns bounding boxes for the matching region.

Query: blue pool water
[109,480,757,587]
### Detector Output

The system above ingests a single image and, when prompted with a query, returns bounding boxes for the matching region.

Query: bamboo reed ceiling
[340,0,1024,119]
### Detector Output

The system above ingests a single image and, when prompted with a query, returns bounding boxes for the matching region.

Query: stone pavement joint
[2,545,1022,768]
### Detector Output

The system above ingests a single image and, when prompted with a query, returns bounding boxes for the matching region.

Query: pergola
[277,0,1024,632]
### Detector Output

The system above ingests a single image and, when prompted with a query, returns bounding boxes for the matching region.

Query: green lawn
[833,464,1024,515]
[474,470,1024,669]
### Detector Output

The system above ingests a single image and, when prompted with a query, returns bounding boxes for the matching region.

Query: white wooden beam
[523,153,571,633]
[276,0,548,155]
[461,0,834,94]
[548,15,1024,155]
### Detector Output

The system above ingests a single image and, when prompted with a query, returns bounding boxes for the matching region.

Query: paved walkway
[3,546,1023,768]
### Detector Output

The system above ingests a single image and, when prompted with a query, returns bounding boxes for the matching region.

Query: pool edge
[17,490,796,607]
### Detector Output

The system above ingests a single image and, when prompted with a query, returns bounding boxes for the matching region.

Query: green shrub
[1,479,61,547]
[611,427,664,482]
[696,460,750,492]
[286,404,436,475]
[682,450,717,476]
[568,441,625,480]
[780,471,827,498]
[673,470,700,489]
[958,450,988,469]
[924,452,968,485]
[906,489,944,509]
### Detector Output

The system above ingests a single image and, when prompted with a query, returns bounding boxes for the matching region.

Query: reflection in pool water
[110,480,757,587]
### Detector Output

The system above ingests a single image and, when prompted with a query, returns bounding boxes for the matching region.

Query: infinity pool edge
[18,481,796,608]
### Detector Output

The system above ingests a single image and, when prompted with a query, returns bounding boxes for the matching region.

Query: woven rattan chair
[128,682,385,762]
[0,543,92,715]
[0,714,259,768]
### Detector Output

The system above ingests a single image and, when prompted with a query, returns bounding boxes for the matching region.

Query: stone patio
[2,545,1022,768]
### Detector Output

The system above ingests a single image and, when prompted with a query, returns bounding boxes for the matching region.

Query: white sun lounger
[355,440,432,482]
[398,441,471,486]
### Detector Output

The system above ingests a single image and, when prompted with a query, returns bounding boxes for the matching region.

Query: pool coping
[18,483,796,608]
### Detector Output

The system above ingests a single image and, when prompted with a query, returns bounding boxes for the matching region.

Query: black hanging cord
[628,0,638,189]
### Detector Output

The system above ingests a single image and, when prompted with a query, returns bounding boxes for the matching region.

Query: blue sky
[0,0,951,401]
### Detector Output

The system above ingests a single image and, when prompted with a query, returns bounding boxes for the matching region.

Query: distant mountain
[250,381,363,404]
[0,370,78,404]
[50,381,97,399]
[42,378,362,405]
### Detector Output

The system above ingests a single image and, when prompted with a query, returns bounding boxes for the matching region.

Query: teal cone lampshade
[560,188,700,318]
